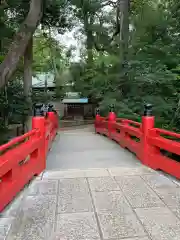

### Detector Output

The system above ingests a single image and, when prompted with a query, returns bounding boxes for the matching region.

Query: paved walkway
[47,126,140,170]
[0,127,180,240]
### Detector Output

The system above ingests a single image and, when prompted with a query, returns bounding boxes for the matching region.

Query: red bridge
[0,103,180,240]
[95,104,180,179]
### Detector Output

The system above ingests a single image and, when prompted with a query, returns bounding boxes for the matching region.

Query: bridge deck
[47,126,140,170]
[1,127,180,240]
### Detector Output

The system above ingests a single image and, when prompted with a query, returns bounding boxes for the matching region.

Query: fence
[0,104,58,212]
[95,104,180,179]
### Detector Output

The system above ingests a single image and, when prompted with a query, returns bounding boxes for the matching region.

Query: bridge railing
[95,104,180,179]
[0,103,59,212]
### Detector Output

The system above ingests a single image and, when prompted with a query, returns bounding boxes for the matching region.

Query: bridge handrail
[119,123,142,138]
[116,118,141,127]
[0,129,37,153]
[150,128,180,139]
[95,107,180,179]
[0,104,59,212]
[0,130,42,178]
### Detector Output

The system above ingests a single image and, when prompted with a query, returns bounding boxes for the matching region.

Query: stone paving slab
[57,192,93,214]
[135,207,180,240]
[115,175,165,208]
[59,178,89,195]
[6,195,57,240]
[0,218,13,240]
[28,179,58,195]
[97,210,146,239]
[141,174,179,189]
[116,238,150,240]
[88,176,120,191]
[42,168,110,179]
[57,178,93,214]
[84,168,110,177]
[42,169,86,179]
[108,166,156,176]
[154,187,180,207]
[55,212,100,240]
[154,187,180,219]
[92,191,133,214]
[0,192,25,219]
[0,167,180,240]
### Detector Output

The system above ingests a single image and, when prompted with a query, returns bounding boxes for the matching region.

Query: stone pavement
[0,127,180,240]
[0,167,180,240]
[46,126,140,170]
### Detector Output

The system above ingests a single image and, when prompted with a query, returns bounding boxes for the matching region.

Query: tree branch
[94,0,121,52]
[0,0,43,88]
[111,0,120,40]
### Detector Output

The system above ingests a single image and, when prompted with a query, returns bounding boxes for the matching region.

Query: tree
[0,0,72,88]
[1,0,180,138]
[32,30,70,101]
[119,0,130,71]
[0,0,43,88]
[69,0,180,131]
[0,0,72,138]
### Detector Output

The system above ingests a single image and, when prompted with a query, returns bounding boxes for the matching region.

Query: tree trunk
[86,16,94,65]
[0,0,43,89]
[23,37,33,131]
[118,0,130,95]
[86,28,94,65]
[81,0,94,65]
[119,0,130,68]
[24,38,33,100]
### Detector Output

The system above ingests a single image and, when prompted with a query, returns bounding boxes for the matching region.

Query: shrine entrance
[66,103,84,119]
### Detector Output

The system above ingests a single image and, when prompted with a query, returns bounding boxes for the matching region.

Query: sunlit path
[47,125,140,170]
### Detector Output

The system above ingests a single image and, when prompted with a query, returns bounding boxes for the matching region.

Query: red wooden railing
[95,108,180,179]
[0,108,58,212]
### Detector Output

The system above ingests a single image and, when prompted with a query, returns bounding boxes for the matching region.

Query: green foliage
[33,30,70,100]
[0,0,71,142]
[42,0,73,32]
[0,80,30,123]
[69,0,180,131]
[2,0,180,145]
[0,80,29,143]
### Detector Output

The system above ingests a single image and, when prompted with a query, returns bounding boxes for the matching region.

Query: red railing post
[95,108,101,133]
[47,106,58,145]
[48,104,59,130]
[140,104,155,165]
[32,103,46,171]
[108,104,116,138]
